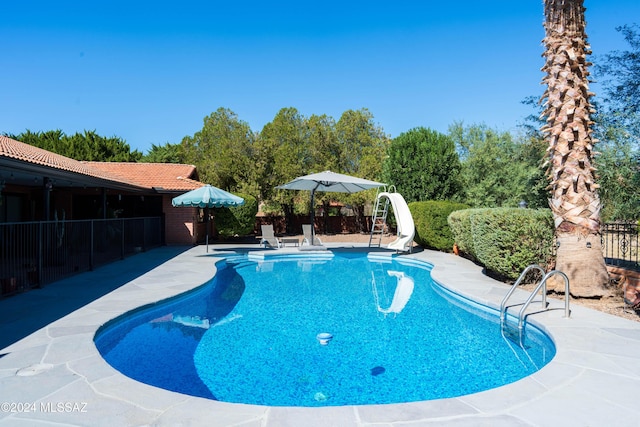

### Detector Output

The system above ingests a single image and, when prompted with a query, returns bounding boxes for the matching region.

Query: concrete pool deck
[1,243,640,426]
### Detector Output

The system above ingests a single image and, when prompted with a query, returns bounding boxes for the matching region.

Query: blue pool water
[94,253,555,407]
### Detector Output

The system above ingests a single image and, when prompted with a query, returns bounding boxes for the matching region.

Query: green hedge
[447,208,475,256]
[448,208,554,280]
[214,193,258,238]
[408,201,470,252]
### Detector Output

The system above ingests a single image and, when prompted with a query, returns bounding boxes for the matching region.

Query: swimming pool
[94,252,555,407]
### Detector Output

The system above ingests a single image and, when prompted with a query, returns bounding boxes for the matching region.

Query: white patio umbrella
[276,171,385,244]
[172,185,245,251]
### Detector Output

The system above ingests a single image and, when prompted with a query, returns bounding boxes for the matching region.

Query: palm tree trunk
[541,0,609,296]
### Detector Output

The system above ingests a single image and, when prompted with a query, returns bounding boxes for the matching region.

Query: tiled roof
[0,135,134,184]
[86,162,203,192]
[0,135,205,192]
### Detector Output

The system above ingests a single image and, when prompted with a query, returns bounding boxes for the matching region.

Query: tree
[253,107,311,230]
[450,123,545,208]
[591,24,640,221]
[141,142,184,163]
[335,109,390,231]
[254,107,310,200]
[593,24,640,141]
[335,108,388,178]
[382,127,461,203]
[250,108,389,233]
[307,114,340,172]
[595,140,640,221]
[10,130,142,162]
[181,108,254,192]
[526,26,640,221]
[540,0,609,296]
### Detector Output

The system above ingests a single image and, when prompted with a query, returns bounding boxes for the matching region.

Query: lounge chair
[302,224,323,246]
[260,224,281,248]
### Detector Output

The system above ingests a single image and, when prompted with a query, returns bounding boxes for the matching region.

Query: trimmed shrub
[214,193,258,238]
[409,201,470,252]
[449,208,554,281]
[448,208,478,258]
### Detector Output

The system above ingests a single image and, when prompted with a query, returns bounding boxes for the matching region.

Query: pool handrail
[517,270,571,333]
[500,264,547,323]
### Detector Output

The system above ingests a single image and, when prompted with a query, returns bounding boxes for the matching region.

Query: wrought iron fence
[602,222,639,271]
[1,217,162,297]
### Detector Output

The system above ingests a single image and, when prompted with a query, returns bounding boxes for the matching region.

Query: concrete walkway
[1,243,640,426]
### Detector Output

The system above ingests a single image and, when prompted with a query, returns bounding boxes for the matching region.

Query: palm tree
[541,0,609,296]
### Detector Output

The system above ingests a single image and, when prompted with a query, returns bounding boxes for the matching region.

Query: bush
[214,193,258,238]
[448,208,477,257]
[408,201,470,251]
[449,208,554,281]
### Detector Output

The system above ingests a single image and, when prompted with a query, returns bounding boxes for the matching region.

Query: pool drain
[316,332,333,345]
[371,366,386,376]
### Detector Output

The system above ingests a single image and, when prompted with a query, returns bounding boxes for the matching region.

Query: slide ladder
[368,187,415,252]
[500,265,570,346]
[368,189,390,247]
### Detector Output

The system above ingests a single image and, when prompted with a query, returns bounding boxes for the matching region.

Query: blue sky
[2,1,638,153]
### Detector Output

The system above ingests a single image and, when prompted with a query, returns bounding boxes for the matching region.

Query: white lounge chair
[302,224,323,246]
[260,224,281,248]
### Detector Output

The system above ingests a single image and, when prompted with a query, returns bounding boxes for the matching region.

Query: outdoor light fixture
[586,241,592,249]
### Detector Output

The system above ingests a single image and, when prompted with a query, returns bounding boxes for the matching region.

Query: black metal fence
[1,217,163,297]
[602,222,639,271]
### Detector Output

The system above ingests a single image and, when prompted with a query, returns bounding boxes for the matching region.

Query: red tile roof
[86,162,203,192]
[0,135,133,184]
[0,135,205,192]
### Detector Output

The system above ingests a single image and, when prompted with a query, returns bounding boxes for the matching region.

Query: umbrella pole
[310,189,316,245]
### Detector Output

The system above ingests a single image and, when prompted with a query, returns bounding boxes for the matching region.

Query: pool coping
[1,244,640,426]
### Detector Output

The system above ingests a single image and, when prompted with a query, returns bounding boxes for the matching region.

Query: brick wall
[162,195,197,245]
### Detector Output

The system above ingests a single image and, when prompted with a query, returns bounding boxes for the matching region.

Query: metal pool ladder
[500,264,571,346]
[369,185,394,248]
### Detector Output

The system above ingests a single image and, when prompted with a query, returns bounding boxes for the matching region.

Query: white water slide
[377,192,415,252]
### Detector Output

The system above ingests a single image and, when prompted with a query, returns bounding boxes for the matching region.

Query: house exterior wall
[162,195,197,245]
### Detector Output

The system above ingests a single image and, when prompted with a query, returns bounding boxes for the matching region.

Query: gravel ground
[534,283,640,322]
[574,295,640,321]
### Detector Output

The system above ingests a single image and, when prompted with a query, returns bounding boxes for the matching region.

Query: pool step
[220,255,253,269]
